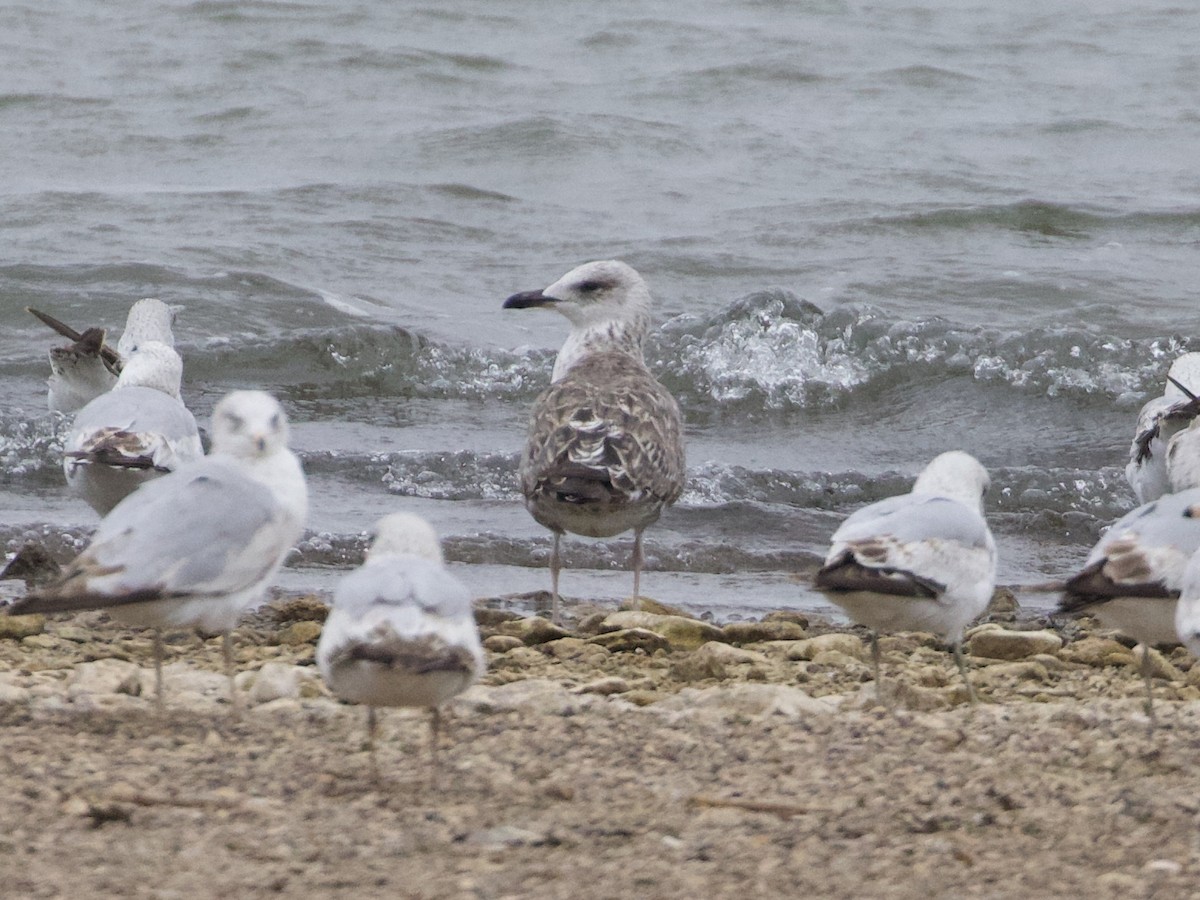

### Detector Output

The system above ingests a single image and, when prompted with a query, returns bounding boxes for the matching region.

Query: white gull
[1125,352,1200,505]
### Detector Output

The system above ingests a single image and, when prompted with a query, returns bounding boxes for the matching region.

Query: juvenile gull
[1059,487,1200,721]
[814,451,996,704]
[63,341,203,516]
[503,260,686,624]
[316,513,485,776]
[8,391,307,706]
[1125,352,1200,505]
[32,298,178,413]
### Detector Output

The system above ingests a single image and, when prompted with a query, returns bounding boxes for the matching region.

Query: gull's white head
[211,390,290,459]
[1167,418,1200,492]
[366,512,445,564]
[1165,353,1200,400]
[504,260,652,330]
[117,298,176,357]
[113,341,183,398]
[504,260,653,380]
[912,450,990,512]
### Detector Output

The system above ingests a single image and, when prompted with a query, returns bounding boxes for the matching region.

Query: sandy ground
[2,592,1200,900]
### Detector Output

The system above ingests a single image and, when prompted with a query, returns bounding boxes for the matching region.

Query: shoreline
[2,592,1199,898]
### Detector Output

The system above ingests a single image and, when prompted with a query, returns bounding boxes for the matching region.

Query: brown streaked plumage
[506,260,686,623]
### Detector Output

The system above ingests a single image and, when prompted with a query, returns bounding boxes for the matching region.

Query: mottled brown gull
[504,260,686,624]
[815,451,996,705]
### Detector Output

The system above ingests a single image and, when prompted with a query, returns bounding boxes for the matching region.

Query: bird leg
[1140,644,1158,731]
[223,630,240,718]
[870,631,891,710]
[952,640,979,705]
[631,528,644,612]
[153,627,164,711]
[550,532,562,626]
[366,706,381,784]
[429,706,442,791]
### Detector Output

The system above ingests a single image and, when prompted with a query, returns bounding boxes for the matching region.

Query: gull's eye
[224,412,244,430]
[577,280,605,294]
[270,412,281,430]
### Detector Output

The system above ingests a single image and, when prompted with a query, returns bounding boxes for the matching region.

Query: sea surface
[3,0,1199,619]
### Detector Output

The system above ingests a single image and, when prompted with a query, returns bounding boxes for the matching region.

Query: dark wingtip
[503,289,553,310]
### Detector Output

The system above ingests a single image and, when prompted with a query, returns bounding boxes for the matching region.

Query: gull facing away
[31,298,177,413]
[63,341,203,516]
[316,513,485,776]
[814,451,997,704]
[8,391,307,706]
[503,260,686,624]
[1059,487,1200,722]
[1125,352,1200,505]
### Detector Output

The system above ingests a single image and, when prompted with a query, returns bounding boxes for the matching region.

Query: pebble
[1058,637,1136,667]
[572,676,630,695]
[966,628,1063,660]
[598,611,724,650]
[587,628,670,654]
[0,614,46,640]
[1142,859,1183,875]
[721,620,807,644]
[246,662,302,705]
[279,621,323,646]
[500,617,572,646]
[483,635,523,653]
[654,683,834,719]
[67,659,145,698]
[787,633,867,662]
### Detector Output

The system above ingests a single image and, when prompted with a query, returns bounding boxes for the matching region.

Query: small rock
[1143,859,1183,875]
[539,638,609,663]
[966,628,1063,661]
[810,649,870,673]
[721,620,807,644]
[618,597,690,617]
[21,634,59,651]
[787,633,867,662]
[671,642,767,682]
[459,679,578,715]
[587,628,670,654]
[1139,646,1184,682]
[466,825,554,849]
[483,635,523,653]
[572,677,629,695]
[68,660,145,698]
[973,661,1050,687]
[598,611,723,650]
[0,614,46,640]
[763,610,810,629]
[1058,636,1135,668]
[500,617,572,646]
[247,662,302,705]
[473,607,525,628]
[0,681,28,704]
[280,621,323,646]
[984,587,1020,621]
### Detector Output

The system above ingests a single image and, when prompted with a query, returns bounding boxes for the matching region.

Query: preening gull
[1059,487,1200,722]
[31,298,177,413]
[316,513,484,776]
[63,341,203,515]
[504,260,686,624]
[814,451,996,704]
[9,390,307,706]
[1125,352,1200,505]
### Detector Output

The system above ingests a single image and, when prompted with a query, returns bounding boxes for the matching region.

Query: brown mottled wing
[815,547,945,598]
[1059,557,1173,614]
[329,632,478,676]
[520,352,686,507]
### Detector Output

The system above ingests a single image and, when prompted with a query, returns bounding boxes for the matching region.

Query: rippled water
[3,0,1200,617]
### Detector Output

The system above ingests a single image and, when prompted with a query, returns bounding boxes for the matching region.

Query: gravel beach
[2,592,1199,899]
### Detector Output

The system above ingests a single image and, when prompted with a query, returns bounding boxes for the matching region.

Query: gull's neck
[235,448,309,527]
[552,314,649,382]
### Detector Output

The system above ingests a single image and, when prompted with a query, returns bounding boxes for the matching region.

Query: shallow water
[3,0,1199,618]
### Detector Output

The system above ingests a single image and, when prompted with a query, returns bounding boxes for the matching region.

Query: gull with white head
[8,390,307,707]
[316,513,485,777]
[1059,485,1200,725]
[815,451,997,705]
[504,260,686,624]
[31,298,178,413]
[63,341,203,515]
[1125,352,1200,504]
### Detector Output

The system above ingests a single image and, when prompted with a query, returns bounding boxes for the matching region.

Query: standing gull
[1175,539,1200,657]
[814,451,997,704]
[63,341,203,515]
[1125,352,1200,505]
[503,260,686,624]
[31,298,177,413]
[316,513,485,777]
[8,391,307,706]
[1059,487,1200,722]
